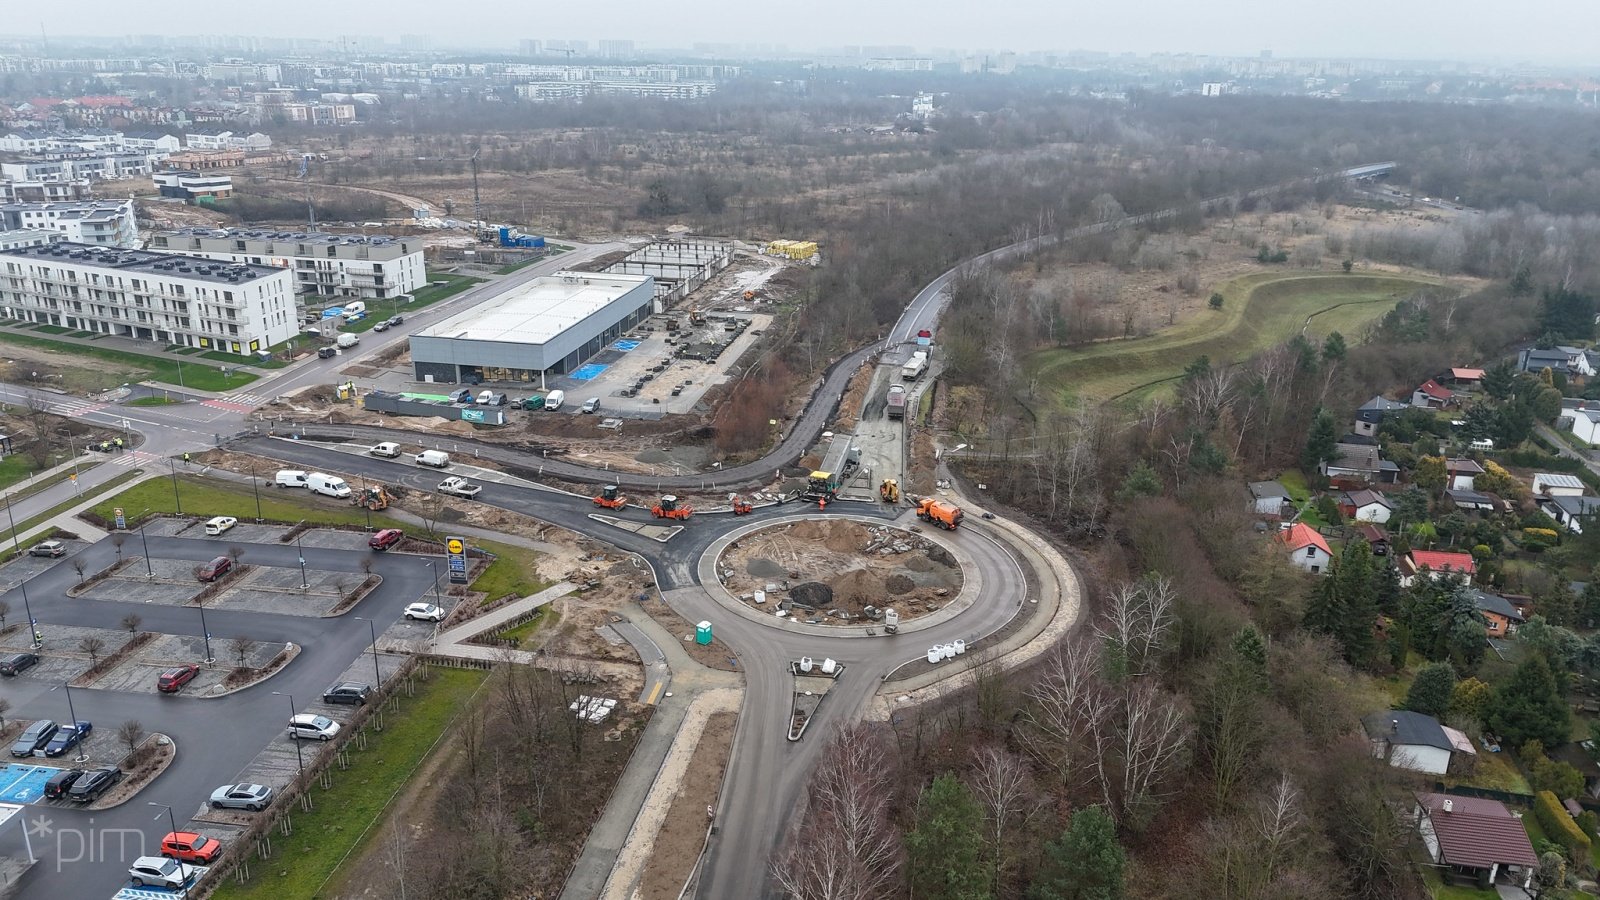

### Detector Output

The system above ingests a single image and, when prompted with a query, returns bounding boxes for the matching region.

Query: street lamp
[272,691,304,775]
[251,465,262,523]
[196,590,215,666]
[353,617,382,688]
[18,580,40,649]
[146,803,190,900]
[295,521,309,589]
[138,508,154,579]
[169,459,183,515]
[50,682,88,762]
[2,488,18,553]
[423,561,443,605]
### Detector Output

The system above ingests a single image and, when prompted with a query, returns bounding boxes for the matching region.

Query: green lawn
[2,468,145,547]
[0,330,258,392]
[495,255,546,275]
[1422,869,1498,900]
[0,453,42,491]
[468,539,551,602]
[1025,272,1439,407]
[212,666,490,900]
[127,396,180,407]
[200,350,288,369]
[90,475,409,531]
[494,608,561,645]
[1452,749,1531,794]
[339,274,485,334]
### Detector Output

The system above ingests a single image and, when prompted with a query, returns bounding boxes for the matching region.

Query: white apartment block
[0,243,297,354]
[149,229,425,302]
[0,152,155,182]
[0,179,92,202]
[0,201,139,248]
[0,229,59,252]
[184,130,272,151]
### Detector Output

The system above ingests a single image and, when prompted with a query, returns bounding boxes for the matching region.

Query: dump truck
[900,352,927,382]
[731,495,753,515]
[879,479,901,503]
[593,484,628,510]
[352,485,390,511]
[688,309,706,326]
[803,471,840,501]
[652,495,693,520]
[437,476,482,500]
[916,497,964,530]
[886,384,907,419]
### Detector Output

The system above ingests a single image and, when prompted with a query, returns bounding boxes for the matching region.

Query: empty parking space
[0,764,61,804]
[79,635,282,695]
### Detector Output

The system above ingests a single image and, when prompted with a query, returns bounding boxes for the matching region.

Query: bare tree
[117,719,146,758]
[78,636,105,666]
[229,636,252,670]
[1022,638,1112,790]
[119,613,142,633]
[772,723,901,900]
[0,599,9,630]
[228,546,245,564]
[0,697,10,729]
[1093,575,1176,677]
[969,745,1035,895]
[71,559,86,585]
[111,533,125,560]
[1116,681,1190,829]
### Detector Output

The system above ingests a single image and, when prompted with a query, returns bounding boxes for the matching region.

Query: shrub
[1579,809,1599,841]
[1533,790,1591,860]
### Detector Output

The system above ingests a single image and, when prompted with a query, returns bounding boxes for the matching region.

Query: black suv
[68,767,123,803]
[317,347,337,359]
[0,652,39,676]
[322,682,371,706]
[44,768,84,800]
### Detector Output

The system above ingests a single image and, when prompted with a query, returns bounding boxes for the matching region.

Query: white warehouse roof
[417,271,652,346]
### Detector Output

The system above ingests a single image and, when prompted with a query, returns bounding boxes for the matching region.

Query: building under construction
[603,239,732,311]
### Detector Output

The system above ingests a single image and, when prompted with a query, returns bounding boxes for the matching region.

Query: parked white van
[581,397,600,414]
[341,301,367,320]
[544,390,565,411]
[275,470,309,489]
[307,473,352,498]
[415,450,450,468]
[369,442,402,458]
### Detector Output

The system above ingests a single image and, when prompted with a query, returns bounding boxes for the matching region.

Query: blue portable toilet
[696,621,713,646]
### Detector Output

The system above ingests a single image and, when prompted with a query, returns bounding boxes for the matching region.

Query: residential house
[1399,550,1476,587]
[1444,458,1485,492]
[1321,440,1400,484]
[1362,710,1474,775]
[1276,523,1332,574]
[1519,346,1599,378]
[1532,472,1586,498]
[1447,367,1484,390]
[1446,488,1497,511]
[1247,480,1293,517]
[1466,588,1525,638]
[1354,523,1390,556]
[1539,495,1600,534]
[1412,792,1538,891]
[1339,489,1394,524]
[1411,378,1454,409]
[1562,398,1600,444]
[1353,395,1409,437]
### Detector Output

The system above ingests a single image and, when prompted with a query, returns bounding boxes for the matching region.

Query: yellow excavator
[353,485,390,511]
[879,479,901,503]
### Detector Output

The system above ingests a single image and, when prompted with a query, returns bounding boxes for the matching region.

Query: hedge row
[1534,789,1592,858]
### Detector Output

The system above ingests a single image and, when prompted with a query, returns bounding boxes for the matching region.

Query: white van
[544,390,565,411]
[307,473,352,498]
[369,442,402,458]
[477,389,494,406]
[1470,438,1495,451]
[275,470,309,489]
[341,301,367,320]
[415,450,450,468]
[581,397,600,414]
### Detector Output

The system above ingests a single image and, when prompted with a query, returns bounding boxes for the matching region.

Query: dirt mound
[785,519,870,554]
[885,574,915,595]
[829,568,882,604]
[902,555,933,572]
[790,582,833,609]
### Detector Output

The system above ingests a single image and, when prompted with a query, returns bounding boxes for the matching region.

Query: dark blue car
[42,721,91,758]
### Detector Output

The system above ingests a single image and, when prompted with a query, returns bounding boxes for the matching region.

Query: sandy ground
[637,710,737,900]
[603,693,742,900]
[830,355,880,434]
[720,519,960,623]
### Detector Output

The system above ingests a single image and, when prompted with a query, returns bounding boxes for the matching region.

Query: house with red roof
[1275,523,1332,574]
[1399,550,1476,587]
[1413,792,1538,891]
[1411,378,1454,409]
[1448,367,1485,389]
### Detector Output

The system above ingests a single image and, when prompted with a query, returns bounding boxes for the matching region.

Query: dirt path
[601,688,743,900]
[637,711,737,900]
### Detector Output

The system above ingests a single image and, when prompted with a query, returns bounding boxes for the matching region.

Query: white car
[129,856,194,889]
[369,442,402,458]
[404,602,445,622]
[210,782,273,811]
[287,714,341,741]
[204,516,237,536]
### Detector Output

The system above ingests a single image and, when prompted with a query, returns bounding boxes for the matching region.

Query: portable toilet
[695,621,713,645]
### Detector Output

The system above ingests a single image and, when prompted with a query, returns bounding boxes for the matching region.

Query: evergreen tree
[1028,806,1125,900]
[1579,580,1600,630]
[907,774,989,900]
[1302,407,1338,473]
[1322,331,1347,364]
[1481,361,1516,401]
[1232,624,1268,688]
[1116,461,1162,503]
[1450,677,1492,725]
[1404,662,1457,718]
[1304,541,1379,668]
[1540,287,1597,341]
[1487,655,1571,749]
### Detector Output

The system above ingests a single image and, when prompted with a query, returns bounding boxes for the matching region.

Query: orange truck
[915,498,964,530]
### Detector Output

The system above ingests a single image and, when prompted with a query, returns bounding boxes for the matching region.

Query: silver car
[209,782,274,811]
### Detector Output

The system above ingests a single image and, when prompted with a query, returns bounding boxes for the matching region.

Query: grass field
[0,453,42,491]
[0,330,258,392]
[212,666,490,900]
[495,608,560,644]
[339,273,485,334]
[1025,272,1438,408]
[470,539,551,602]
[91,475,410,531]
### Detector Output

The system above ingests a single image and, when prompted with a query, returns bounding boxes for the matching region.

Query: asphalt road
[4,534,443,899]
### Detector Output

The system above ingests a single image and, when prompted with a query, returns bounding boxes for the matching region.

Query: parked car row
[10,718,93,758]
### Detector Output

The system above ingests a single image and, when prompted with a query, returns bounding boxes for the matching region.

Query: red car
[368,529,403,551]
[157,664,200,693]
[196,557,232,582]
[160,831,221,864]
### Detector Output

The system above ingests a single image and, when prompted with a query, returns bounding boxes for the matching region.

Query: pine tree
[1028,806,1125,900]
[1301,407,1338,473]
[907,774,990,900]
[1487,655,1571,749]
[1404,662,1456,718]
[1232,624,1268,688]
[1304,541,1379,669]
[1481,361,1516,400]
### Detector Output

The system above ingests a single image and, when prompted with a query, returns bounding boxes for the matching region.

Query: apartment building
[184,130,272,151]
[149,228,425,302]
[0,179,92,202]
[153,171,233,202]
[0,229,59,252]
[0,151,155,182]
[0,243,297,354]
[0,201,139,248]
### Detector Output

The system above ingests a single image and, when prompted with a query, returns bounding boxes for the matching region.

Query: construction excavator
[879,479,901,503]
[593,484,628,511]
[352,485,390,511]
[731,495,753,515]
[652,495,694,520]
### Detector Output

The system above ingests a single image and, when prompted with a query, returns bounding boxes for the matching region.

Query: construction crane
[469,147,487,242]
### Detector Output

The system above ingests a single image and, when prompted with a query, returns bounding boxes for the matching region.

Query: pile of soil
[790,582,834,608]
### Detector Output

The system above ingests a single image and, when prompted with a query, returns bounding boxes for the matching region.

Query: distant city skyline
[4,0,1598,66]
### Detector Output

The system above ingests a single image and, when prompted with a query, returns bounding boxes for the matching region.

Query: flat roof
[0,242,283,284]
[417,272,651,346]
[158,227,406,246]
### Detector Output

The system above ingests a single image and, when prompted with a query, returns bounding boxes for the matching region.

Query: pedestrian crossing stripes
[110,450,162,468]
[47,398,106,416]
[202,398,258,413]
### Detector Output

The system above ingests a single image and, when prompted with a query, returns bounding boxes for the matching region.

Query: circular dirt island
[718,519,963,626]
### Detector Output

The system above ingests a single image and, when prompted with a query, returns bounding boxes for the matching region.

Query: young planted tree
[78,636,106,667]
[120,613,142,633]
[117,719,146,758]
[229,636,252,670]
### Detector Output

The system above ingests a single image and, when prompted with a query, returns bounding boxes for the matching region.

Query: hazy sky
[15,0,1599,64]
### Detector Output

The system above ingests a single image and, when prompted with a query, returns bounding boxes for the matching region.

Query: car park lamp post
[169,459,183,515]
[296,522,309,590]
[138,509,154,579]
[196,592,215,667]
[272,691,305,774]
[423,561,443,605]
[354,616,382,690]
[51,682,87,762]
[146,803,189,899]
[2,489,19,553]
[18,580,40,649]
